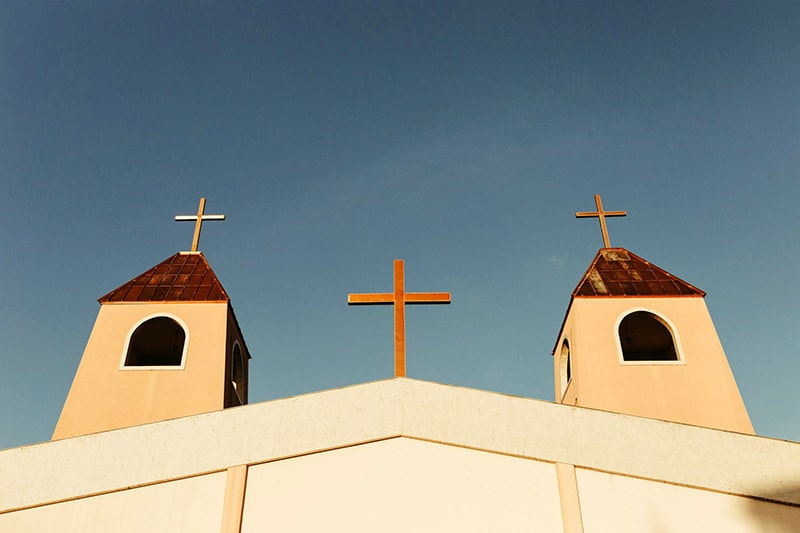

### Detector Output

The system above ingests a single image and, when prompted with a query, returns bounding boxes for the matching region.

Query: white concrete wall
[241,437,563,533]
[0,472,226,533]
[2,379,799,518]
[5,441,795,533]
[576,468,800,532]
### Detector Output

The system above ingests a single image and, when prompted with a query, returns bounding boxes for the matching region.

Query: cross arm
[406,292,451,304]
[348,293,394,304]
[174,215,226,221]
[575,211,626,218]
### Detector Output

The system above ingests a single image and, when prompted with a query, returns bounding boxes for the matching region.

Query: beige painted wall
[577,468,800,533]
[241,437,563,532]
[53,302,231,439]
[0,472,226,533]
[556,297,753,433]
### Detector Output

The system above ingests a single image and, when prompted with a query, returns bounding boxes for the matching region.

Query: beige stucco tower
[553,247,753,434]
[52,251,250,440]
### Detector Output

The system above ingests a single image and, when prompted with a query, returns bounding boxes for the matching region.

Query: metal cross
[174,198,226,252]
[348,259,451,378]
[575,194,627,248]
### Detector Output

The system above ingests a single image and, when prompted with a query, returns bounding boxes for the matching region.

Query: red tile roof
[573,248,705,297]
[99,252,230,303]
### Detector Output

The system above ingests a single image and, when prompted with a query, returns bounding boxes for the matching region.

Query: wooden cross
[575,194,627,248]
[348,259,451,378]
[174,198,226,252]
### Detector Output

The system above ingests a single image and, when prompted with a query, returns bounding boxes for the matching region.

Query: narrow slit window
[618,311,678,362]
[559,340,571,398]
[231,342,245,405]
[125,317,186,367]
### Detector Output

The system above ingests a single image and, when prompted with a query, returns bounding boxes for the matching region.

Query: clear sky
[1,2,799,450]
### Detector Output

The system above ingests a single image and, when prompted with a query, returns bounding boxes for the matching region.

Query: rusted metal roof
[573,248,705,297]
[99,252,230,303]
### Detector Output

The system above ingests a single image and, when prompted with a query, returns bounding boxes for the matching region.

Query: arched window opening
[125,317,186,367]
[231,342,245,405]
[618,311,678,362]
[558,340,572,398]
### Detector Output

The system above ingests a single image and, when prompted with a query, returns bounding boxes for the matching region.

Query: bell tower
[553,196,753,434]
[53,199,250,440]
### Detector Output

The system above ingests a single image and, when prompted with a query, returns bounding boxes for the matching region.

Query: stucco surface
[0,471,226,533]
[2,378,799,513]
[577,468,800,533]
[241,437,562,532]
[556,297,753,433]
[53,302,232,439]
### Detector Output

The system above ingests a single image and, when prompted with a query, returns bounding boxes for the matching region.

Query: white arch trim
[119,313,190,370]
[613,307,686,366]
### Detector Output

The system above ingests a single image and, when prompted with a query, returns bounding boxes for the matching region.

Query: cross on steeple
[575,194,627,248]
[174,198,226,252]
[348,259,451,378]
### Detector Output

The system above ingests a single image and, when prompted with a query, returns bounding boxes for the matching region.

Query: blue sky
[1,1,799,449]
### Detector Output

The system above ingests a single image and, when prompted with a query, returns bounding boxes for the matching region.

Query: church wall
[240,437,563,532]
[53,302,230,439]
[0,471,226,533]
[563,297,753,433]
[576,468,800,533]
[3,379,799,517]
[5,435,797,533]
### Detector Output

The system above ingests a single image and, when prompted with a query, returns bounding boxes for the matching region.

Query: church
[1,196,798,532]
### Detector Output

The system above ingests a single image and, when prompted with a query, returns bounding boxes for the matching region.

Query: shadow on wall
[745,481,800,531]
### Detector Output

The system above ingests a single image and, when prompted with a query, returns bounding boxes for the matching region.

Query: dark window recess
[560,340,572,391]
[125,317,186,366]
[566,351,572,382]
[231,343,245,405]
[618,312,678,362]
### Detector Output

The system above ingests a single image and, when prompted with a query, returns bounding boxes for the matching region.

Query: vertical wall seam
[220,464,248,533]
[555,462,584,533]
